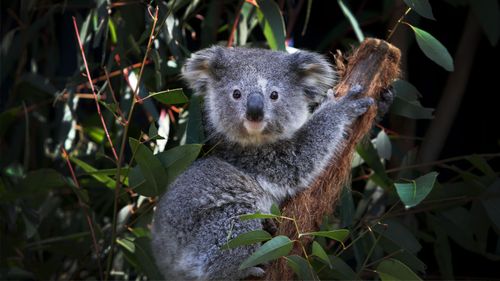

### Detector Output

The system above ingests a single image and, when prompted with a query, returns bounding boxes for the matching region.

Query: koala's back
[152,157,266,279]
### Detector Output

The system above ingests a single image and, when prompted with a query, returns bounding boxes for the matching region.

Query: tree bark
[265,38,401,280]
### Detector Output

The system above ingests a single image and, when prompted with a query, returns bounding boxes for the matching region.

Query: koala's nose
[246,93,264,122]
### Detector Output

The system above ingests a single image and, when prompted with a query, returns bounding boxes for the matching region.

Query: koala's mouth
[243,120,267,134]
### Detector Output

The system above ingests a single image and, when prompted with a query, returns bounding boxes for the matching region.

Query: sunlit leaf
[223,230,272,250]
[239,236,293,269]
[256,0,286,50]
[395,172,438,209]
[375,130,392,160]
[240,213,280,221]
[149,88,188,105]
[409,25,454,71]
[338,0,364,42]
[70,156,116,189]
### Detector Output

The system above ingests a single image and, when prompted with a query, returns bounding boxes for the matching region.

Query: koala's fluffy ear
[181,46,225,94]
[289,51,336,101]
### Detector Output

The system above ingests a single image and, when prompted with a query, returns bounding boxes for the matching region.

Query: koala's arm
[290,85,373,187]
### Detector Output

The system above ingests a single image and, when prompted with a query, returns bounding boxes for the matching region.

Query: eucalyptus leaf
[376,258,422,281]
[239,213,280,221]
[256,0,286,50]
[285,255,318,280]
[409,25,454,71]
[223,230,272,250]
[301,229,349,243]
[239,236,293,269]
[395,172,438,209]
[312,241,332,268]
[149,88,188,105]
[403,0,435,20]
[338,0,364,42]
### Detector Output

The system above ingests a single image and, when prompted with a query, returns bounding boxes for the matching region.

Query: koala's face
[182,47,335,146]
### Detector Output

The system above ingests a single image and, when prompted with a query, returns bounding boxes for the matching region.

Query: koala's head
[182,46,335,146]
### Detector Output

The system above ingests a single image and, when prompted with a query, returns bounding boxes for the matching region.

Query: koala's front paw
[376,88,394,118]
[337,84,374,118]
[242,266,266,279]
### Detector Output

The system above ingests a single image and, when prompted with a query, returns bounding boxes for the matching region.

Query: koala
[152,46,375,280]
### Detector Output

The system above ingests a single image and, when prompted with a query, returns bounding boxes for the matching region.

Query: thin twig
[227,0,244,47]
[103,66,128,125]
[105,6,160,280]
[61,148,103,280]
[133,6,159,103]
[72,16,119,161]
[386,7,411,42]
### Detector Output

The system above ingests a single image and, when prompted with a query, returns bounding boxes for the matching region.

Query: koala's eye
[232,89,242,100]
[270,91,279,100]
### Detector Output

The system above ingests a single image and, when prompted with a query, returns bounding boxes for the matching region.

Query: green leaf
[270,203,281,216]
[120,237,163,280]
[378,237,427,273]
[148,123,165,140]
[86,126,105,143]
[129,138,168,196]
[480,180,500,230]
[376,258,422,281]
[285,255,318,280]
[186,95,205,144]
[374,219,422,254]
[391,96,434,119]
[392,80,421,102]
[395,172,438,209]
[157,144,202,186]
[256,0,286,51]
[70,156,116,189]
[338,0,365,42]
[375,130,392,160]
[301,229,349,243]
[466,155,496,177]
[403,0,435,20]
[324,255,357,280]
[357,141,393,188]
[409,25,454,71]
[239,236,293,269]
[149,88,188,105]
[223,230,272,250]
[470,0,500,45]
[240,213,280,221]
[117,237,135,253]
[312,241,332,268]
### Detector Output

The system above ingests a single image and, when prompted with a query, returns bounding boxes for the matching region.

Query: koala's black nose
[246,93,264,122]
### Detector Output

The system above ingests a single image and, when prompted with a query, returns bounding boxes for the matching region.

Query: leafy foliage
[1,0,499,280]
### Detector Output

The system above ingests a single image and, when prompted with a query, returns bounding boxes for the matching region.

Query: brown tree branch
[265,38,401,280]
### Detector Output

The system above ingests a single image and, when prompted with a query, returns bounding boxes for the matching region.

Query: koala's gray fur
[152,46,374,280]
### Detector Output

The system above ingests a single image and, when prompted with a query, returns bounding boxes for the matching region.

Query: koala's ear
[288,51,336,101]
[181,46,226,94]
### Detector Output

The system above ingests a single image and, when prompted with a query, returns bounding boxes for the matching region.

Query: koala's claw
[345,84,364,99]
[351,97,374,116]
[243,267,266,278]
